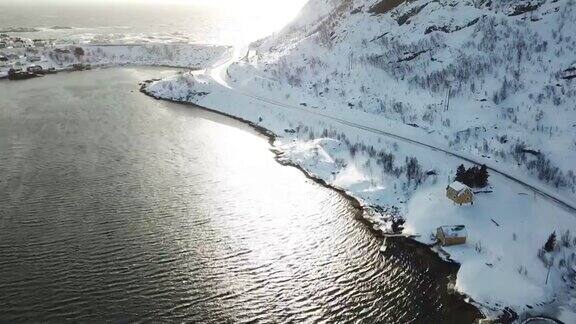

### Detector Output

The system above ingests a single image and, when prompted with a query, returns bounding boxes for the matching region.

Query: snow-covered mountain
[231,0,576,200]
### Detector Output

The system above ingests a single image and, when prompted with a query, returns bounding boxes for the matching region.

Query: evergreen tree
[466,166,478,186]
[456,164,466,183]
[544,231,556,252]
[478,164,489,187]
[454,164,489,188]
[74,47,85,59]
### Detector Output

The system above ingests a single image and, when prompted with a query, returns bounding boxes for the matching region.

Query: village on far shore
[0,33,91,80]
[0,33,228,82]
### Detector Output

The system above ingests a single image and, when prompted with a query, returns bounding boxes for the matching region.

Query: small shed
[437,225,467,246]
[446,181,474,205]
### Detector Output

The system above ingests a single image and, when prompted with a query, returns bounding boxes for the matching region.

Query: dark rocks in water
[365,204,404,234]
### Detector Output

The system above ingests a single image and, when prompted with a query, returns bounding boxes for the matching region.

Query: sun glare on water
[197,0,308,42]
[3,0,308,44]
[132,0,309,42]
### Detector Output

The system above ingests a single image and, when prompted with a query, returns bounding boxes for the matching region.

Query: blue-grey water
[0,68,480,322]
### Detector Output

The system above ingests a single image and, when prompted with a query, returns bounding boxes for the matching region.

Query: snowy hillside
[231,0,576,201]
[142,0,576,320]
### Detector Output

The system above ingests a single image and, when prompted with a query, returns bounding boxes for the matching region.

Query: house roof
[448,181,471,194]
[439,225,467,238]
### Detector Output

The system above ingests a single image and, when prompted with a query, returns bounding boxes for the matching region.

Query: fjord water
[0,69,479,322]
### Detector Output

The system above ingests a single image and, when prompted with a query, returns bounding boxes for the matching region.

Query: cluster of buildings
[7,65,56,80]
[0,35,92,80]
[436,180,476,247]
[0,34,54,77]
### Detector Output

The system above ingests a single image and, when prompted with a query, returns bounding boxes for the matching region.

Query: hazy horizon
[0,0,308,44]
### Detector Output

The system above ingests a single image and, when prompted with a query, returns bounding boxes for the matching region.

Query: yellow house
[446,181,474,205]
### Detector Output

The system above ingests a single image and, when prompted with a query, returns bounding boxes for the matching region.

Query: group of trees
[455,164,489,188]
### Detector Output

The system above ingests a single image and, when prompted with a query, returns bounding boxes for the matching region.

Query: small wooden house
[437,225,467,246]
[446,181,474,205]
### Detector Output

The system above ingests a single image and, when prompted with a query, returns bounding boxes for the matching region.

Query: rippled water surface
[0,68,479,323]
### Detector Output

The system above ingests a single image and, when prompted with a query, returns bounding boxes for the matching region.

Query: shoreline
[0,63,200,81]
[4,65,557,322]
[139,79,486,323]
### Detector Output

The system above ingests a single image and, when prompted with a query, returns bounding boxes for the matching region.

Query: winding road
[204,47,576,215]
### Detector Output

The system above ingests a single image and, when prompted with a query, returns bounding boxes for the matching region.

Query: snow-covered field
[141,0,576,321]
